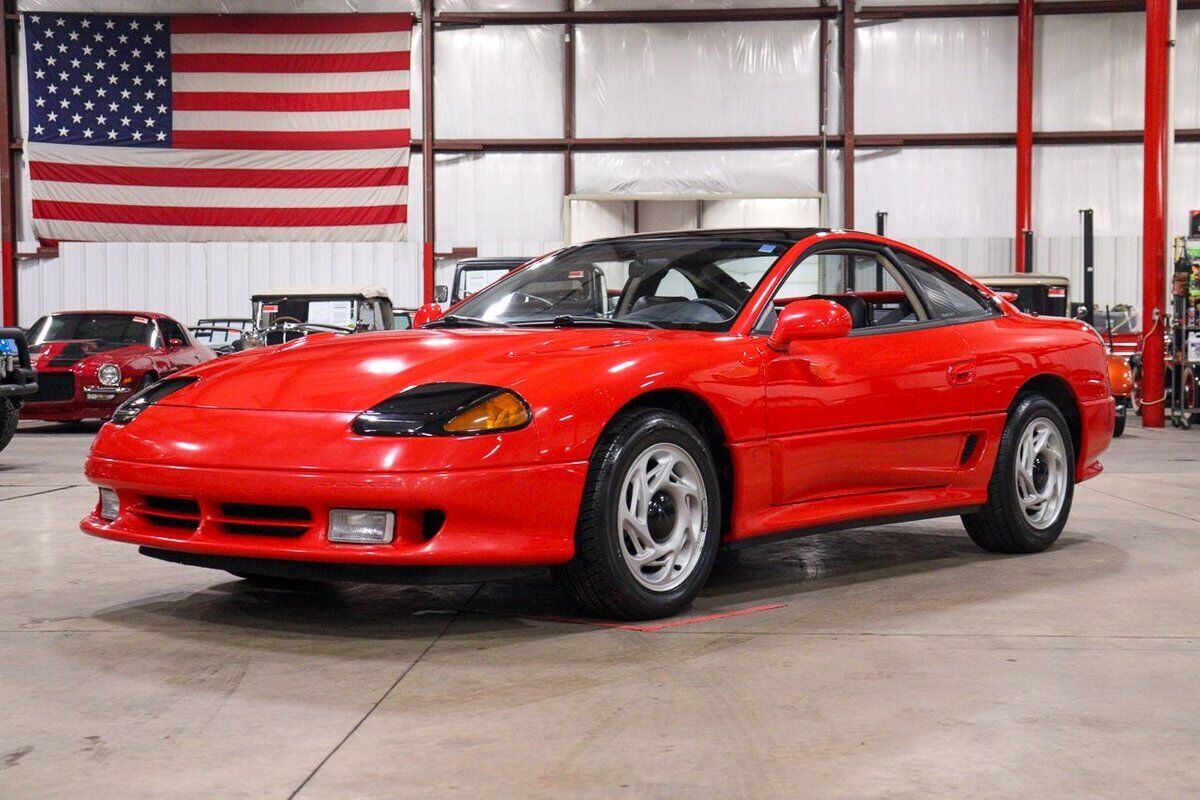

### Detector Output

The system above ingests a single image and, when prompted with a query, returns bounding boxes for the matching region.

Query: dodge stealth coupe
[81,229,1114,619]
[25,311,215,422]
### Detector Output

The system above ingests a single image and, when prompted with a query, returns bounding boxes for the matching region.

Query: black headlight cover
[353,382,527,437]
[110,376,198,425]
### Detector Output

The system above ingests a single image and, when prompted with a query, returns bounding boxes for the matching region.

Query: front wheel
[962,395,1075,554]
[555,408,722,620]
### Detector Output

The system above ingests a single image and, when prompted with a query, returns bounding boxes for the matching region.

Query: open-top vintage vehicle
[243,285,396,350]
[0,328,37,453]
[82,229,1113,619]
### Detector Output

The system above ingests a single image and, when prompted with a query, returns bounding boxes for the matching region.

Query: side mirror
[997,291,1019,304]
[412,303,444,328]
[434,285,449,304]
[768,299,852,351]
[167,337,186,349]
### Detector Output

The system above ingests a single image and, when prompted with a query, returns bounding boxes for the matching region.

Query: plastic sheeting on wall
[574,149,824,196]
[435,26,563,139]
[434,151,565,256]
[576,0,821,8]
[1037,13,1144,131]
[1034,144,1143,236]
[856,18,1016,134]
[576,22,823,137]
[855,146,1015,239]
[1176,12,1200,129]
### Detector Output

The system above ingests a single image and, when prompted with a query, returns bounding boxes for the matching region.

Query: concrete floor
[1,420,1198,799]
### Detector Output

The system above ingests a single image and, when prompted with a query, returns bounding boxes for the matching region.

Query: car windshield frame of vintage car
[443,234,797,332]
[27,312,157,348]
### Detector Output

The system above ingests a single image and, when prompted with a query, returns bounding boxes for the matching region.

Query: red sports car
[25,310,215,422]
[81,230,1114,619]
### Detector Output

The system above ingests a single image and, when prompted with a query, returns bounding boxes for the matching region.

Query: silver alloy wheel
[1014,417,1069,530]
[617,442,708,592]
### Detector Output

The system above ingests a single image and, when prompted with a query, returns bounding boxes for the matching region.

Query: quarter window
[893,251,996,320]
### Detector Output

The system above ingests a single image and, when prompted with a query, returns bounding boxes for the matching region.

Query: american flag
[24,12,411,243]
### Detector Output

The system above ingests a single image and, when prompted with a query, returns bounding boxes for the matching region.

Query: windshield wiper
[423,314,508,329]
[512,315,659,330]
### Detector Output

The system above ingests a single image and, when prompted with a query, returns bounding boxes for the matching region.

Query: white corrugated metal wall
[4,1,1200,324]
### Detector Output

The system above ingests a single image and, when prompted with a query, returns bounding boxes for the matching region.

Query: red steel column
[421,0,436,304]
[1141,0,1171,428]
[1015,0,1034,273]
[841,0,855,229]
[1,7,16,325]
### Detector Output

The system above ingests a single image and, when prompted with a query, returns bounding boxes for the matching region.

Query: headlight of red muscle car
[352,383,532,437]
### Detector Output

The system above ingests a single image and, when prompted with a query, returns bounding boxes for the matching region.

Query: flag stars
[156,77,166,87]
[144,90,155,100]
[120,116,130,126]
[130,20,140,30]
[117,34,128,44]
[144,117,154,128]
[56,43,67,53]
[83,73,94,83]
[32,41,43,51]
[58,126,68,137]
[153,21,164,31]
[143,35,152,45]
[80,19,90,29]
[104,19,115,29]
[131,131,142,141]
[156,131,166,141]
[55,17,65,26]
[83,99,95,110]
[131,48,141,58]
[33,124,44,135]
[82,127,94,138]
[96,114,107,125]
[156,104,167,115]
[58,98,69,108]
[119,89,131,99]
[71,113,82,123]
[34,96,46,107]
[119,61,130,72]
[47,111,58,122]
[68,30,79,41]
[132,76,143,86]
[107,130,117,140]
[155,49,165,59]
[47,84,57,94]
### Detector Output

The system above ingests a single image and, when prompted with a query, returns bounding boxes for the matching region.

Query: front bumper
[82,455,587,569]
[23,396,126,420]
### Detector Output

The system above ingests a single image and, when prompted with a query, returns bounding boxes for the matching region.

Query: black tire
[0,399,18,454]
[1112,407,1126,438]
[555,408,722,620]
[962,394,1075,554]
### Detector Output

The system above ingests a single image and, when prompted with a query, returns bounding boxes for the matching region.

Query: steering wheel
[510,292,554,311]
[694,298,738,319]
[272,316,303,326]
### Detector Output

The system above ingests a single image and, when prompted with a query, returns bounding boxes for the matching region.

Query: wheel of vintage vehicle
[962,394,1075,554]
[556,407,721,620]
[1183,367,1197,430]
[0,399,18,454]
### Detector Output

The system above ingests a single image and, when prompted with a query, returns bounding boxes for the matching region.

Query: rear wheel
[556,408,722,620]
[1113,405,1126,438]
[962,395,1074,554]
[0,399,18,454]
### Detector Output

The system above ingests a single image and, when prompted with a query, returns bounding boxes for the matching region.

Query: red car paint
[25,310,215,422]
[81,232,1113,572]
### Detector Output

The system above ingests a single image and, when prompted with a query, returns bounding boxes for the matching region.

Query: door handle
[948,360,976,386]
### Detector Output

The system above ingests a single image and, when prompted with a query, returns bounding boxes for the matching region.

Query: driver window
[755,249,927,334]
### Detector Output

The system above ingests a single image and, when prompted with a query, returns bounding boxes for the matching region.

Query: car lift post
[875,212,887,290]
[1080,209,1095,326]
[1140,0,1172,428]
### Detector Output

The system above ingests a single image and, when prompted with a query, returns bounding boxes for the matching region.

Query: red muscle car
[24,310,215,422]
[81,230,1113,619]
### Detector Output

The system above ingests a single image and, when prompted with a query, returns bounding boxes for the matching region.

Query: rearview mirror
[434,285,449,304]
[768,299,852,351]
[412,303,444,327]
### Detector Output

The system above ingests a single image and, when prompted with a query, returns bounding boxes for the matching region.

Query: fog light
[328,509,394,544]
[99,488,119,521]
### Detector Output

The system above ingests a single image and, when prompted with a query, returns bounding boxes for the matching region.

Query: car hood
[164,327,656,413]
[31,340,149,369]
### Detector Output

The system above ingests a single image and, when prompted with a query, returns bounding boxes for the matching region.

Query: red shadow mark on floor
[509,602,787,633]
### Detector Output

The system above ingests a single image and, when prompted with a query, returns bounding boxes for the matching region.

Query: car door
[158,318,204,370]
[761,245,979,506]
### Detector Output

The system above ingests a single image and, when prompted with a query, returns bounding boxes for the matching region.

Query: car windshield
[28,313,155,347]
[447,236,793,330]
[254,298,361,328]
[1092,308,1140,334]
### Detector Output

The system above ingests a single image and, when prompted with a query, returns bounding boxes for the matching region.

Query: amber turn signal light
[443,391,531,434]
